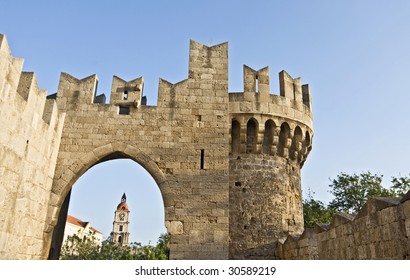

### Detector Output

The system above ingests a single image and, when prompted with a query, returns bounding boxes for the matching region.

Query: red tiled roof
[116,201,129,211]
[66,215,102,234]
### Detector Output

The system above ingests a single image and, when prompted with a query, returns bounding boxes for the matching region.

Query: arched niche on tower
[262,119,275,155]
[277,122,290,157]
[231,119,241,154]
[290,126,303,160]
[246,118,258,154]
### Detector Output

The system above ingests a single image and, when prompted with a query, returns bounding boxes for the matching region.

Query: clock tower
[110,193,130,246]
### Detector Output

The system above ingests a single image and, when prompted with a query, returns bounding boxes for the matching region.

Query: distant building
[110,193,130,246]
[62,215,104,246]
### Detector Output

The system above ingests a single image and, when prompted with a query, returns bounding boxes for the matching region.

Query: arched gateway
[46,143,170,259]
[0,34,313,260]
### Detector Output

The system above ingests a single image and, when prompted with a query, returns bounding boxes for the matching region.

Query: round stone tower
[229,65,313,259]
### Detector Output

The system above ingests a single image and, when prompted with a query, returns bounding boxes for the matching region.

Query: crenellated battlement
[230,65,312,110]
[0,34,64,135]
[55,72,98,110]
[110,76,145,107]
[0,34,65,259]
[157,78,188,108]
[1,34,316,260]
[229,66,312,119]
[229,65,313,167]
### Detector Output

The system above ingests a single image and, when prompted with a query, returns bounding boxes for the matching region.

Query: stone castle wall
[0,34,313,259]
[47,41,230,260]
[278,191,410,259]
[0,35,65,259]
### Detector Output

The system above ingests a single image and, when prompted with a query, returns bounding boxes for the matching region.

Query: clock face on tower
[119,213,125,221]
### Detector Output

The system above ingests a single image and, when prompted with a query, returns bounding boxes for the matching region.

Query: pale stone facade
[62,215,103,247]
[0,34,65,260]
[0,33,313,260]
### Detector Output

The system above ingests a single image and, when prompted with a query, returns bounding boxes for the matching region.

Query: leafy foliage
[60,233,170,260]
[327,172,410,214]
[303,172,410,227]
[154,233,170,260]
[390,175,410,197]
[132,233,170,260]
[60,234,101,260]
[303,190,335,228]
[327,172,391,214]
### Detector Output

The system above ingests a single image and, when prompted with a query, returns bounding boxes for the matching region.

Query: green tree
[154,233,170,260]
[328,172,410,214]
[60,232,170,260]
[390,175,410,196]
[327,172,391,214]
[98,240,137,260]
[303,190,335,228]
[303,172,410,227]
[134,233,170,260]
[60,233,101,260]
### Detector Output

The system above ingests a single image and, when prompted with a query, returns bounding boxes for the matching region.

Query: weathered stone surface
[165,221,184,235]
[279,191,410,260]
[0,34,313,260]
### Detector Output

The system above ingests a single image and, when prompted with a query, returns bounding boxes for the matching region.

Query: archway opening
[51,158,167,259]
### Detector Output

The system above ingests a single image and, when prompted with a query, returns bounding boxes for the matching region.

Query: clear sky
[1,0,410,244]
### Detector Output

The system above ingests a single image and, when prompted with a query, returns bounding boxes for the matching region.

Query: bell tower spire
[110,193,130,246]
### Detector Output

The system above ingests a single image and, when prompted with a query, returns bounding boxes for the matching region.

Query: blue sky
[1,0,410,244]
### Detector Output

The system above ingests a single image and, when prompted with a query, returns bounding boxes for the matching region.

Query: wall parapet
[229,65,313,129]
[278,190,410,260]
[228,65,313,168]
[277,228,318,260]
[0,34,65,259]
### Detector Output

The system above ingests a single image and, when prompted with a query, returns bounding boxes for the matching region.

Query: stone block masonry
[49,40,230,260]
[0,35,65,259]
[278,191,410,260]
[0,33,313,259]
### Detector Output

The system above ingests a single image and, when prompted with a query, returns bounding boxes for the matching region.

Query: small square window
[123,91,128,100]
[119,106,130,115]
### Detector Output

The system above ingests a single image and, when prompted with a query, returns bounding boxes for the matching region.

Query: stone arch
[290,126,303,160]
[262,119,275,155]
[231,119,241,154]
[246,118,258,153]
[45,142,170,253]
[277,122,290,157]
